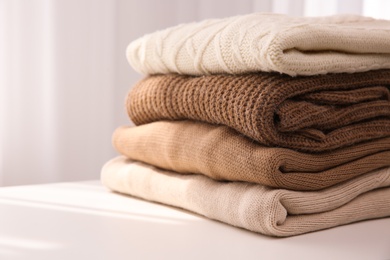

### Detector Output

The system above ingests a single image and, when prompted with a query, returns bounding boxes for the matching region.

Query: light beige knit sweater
[101,157,390,237]
[127,13,390,76]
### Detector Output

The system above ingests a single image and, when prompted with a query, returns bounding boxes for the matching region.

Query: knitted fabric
[113,121,390,190]
[101,157,390,237]
[127,70,390,152]
[126,13,390,76]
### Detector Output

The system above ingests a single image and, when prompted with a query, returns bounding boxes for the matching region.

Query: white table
[0,181,389,260]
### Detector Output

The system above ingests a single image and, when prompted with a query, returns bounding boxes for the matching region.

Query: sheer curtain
[0,0,388,186]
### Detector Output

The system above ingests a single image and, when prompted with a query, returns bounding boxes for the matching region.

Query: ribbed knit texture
[101,157,390,237]
[113,121,390,190]
[127,70,390,152]
[126,13,390,76]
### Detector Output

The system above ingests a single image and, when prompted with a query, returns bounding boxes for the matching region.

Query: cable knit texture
[127,70,390,152]
[126,13,390,76]
[101,157,390,237]
[113,122,390,190]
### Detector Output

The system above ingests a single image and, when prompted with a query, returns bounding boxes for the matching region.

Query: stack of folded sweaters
[101,13,390,237]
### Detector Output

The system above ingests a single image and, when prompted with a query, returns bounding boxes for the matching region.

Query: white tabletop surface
[0,181,389,260]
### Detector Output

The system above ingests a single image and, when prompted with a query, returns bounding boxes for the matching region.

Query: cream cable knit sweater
[102,157,390,237]
[127,13,390,76]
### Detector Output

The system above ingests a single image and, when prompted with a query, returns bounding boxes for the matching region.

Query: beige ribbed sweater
[101,157,390,237]
[113,121,390,190]
[127,13,390,76]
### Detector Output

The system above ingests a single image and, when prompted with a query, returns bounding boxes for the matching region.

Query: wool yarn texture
[127,70,390,152]
[113,121,390,191]
[101,157,390,237]
[126,13,390,76]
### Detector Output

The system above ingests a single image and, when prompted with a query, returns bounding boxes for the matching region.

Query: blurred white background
[0,0,389,186]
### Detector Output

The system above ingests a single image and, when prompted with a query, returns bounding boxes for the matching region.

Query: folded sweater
[126,13,390,76]
[101,157,390,237]
[127,70,390,152]
[113,121,390,190]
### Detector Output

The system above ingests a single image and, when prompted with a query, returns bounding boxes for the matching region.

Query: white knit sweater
[127,13,390,76]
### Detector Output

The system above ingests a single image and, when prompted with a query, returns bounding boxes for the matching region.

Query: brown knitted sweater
[127,70,390,152]
[113,121,390,190]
